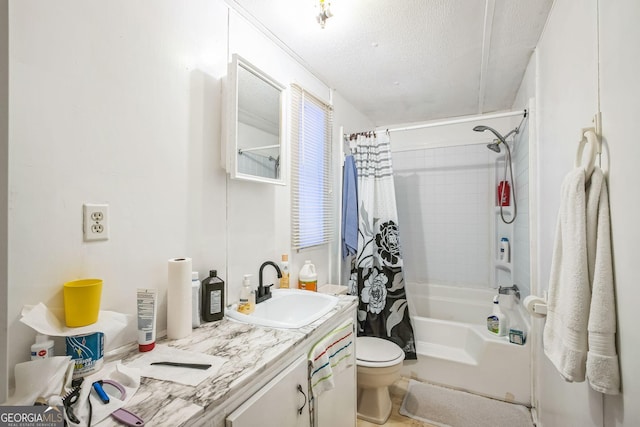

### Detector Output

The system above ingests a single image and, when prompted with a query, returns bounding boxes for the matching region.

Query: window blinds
[290,84,334,250]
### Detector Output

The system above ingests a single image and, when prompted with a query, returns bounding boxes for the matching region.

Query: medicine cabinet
[223,54,286,185]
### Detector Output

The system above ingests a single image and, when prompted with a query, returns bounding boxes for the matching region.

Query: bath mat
[399,379,534,427]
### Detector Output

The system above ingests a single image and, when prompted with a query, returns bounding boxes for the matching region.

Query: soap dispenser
[238,274,253,314]
[487,295,508,336]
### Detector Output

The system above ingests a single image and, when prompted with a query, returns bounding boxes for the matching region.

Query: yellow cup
[63,278,103,327]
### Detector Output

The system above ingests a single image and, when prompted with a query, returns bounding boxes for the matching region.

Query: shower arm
[501,112,528,143]
[501,128,518,142]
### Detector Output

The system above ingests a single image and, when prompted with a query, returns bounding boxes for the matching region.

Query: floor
[356,377,437,427]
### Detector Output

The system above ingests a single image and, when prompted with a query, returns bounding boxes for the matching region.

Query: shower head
[486,142,501,153]
[472,124,520,153]
[472,125,507,144]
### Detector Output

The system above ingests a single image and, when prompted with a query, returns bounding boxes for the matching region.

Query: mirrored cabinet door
[223,54,286,185]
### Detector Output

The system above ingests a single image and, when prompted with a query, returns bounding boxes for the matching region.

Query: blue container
[66,332,104,379]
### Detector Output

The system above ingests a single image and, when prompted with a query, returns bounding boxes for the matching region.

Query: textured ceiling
[229,0,553,126]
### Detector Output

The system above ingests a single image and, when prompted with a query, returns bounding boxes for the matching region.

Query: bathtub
[401,282,531,405]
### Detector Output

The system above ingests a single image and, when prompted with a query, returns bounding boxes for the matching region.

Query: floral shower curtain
[347,132,416,359]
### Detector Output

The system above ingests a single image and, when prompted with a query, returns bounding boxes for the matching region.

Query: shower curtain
[347,132,416,359]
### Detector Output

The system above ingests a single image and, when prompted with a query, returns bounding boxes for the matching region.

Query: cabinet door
[226,356,310,427]
[316,353,356,427]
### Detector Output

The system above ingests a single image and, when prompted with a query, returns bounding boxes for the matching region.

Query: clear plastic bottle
[280,254,290,289]
[31,334,55,360]
[191,272,201,328]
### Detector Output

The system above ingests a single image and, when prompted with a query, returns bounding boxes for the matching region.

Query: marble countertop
[100,294,358,427]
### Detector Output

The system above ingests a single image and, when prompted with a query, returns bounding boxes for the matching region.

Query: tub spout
[498,284,520,301]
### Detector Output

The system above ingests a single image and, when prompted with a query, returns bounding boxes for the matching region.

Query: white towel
[543,167,620,394]
[544,168,590,383]
[308,320,354,397]
[584,167,620,394]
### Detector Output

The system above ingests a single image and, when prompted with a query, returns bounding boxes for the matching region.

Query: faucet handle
[498,284,520,301]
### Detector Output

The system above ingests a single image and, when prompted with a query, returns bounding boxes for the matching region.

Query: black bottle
[201,270,225,322]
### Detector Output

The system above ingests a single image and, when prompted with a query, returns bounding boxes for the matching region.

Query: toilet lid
[356,336,404,363]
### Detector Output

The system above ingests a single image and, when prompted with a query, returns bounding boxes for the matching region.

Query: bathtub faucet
[498,284,520,301]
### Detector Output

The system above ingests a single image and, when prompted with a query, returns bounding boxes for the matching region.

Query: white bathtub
[401,282,531,405]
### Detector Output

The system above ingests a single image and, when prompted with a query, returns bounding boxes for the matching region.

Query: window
[290,84,333,250]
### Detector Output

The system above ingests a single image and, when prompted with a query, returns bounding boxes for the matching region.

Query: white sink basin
[226,288,339,329]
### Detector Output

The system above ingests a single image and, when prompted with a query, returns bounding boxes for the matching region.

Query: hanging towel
[543,167,620,394]
[308,320,354,397]
[584,167,620,394]
[342,155,358,259]
[544,168,590,382]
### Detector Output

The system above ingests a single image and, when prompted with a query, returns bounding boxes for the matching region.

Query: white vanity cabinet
[226,355,310,427]
[316,355,356,426]
[225,311,357,427]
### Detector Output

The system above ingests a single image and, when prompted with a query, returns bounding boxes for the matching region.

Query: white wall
[517,0,640,425]
[4,1,369,396]
[7,0,229,391]
[0,0,8,405]
[225,9,334,302]
[598,0,640,425]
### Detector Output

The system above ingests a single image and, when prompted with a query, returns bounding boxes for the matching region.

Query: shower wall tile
[394,146,492,288]
[512,130,531,297]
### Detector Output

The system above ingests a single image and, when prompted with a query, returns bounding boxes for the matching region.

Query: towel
[342,155,358,259]
[4,356,75,406]
[308,320,354,397]
[544,168,590,382]
[543,167,620,394]
[584,167,620,394]
[5,357,141,426]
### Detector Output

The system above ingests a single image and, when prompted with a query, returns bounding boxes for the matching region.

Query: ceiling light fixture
[316,0,333,29]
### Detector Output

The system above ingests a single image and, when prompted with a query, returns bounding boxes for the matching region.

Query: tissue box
[509,328,526,345]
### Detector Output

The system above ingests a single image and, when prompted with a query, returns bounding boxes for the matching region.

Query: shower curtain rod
[377,109,527,133]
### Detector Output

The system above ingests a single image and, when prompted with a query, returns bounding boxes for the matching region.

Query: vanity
[100,295,358,427]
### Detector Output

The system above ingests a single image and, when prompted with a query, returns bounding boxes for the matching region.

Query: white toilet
[356,336,405,424]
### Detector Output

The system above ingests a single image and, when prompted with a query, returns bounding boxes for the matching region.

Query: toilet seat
[356,336,405,368]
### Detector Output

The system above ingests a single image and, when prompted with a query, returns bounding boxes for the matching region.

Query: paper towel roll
[523,295,547,318]
[167,258,193,339]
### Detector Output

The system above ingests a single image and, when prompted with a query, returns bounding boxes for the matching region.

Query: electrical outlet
[83,203,109,241]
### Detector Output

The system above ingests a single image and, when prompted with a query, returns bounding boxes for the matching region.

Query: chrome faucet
[257,261,282,304]
[498,284,520,301]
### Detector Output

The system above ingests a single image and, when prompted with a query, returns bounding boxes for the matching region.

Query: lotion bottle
[238,274,252,314]
[280,254,290,289]
[487,295,508,336]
